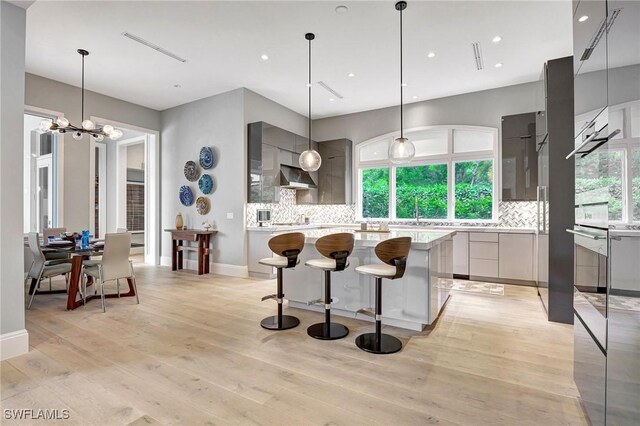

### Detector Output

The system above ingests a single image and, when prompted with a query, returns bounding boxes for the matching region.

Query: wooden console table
[165,229,218,275]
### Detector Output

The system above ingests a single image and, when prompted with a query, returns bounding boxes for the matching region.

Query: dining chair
[26,232,72,309]
[41,227,70,287]
[82,232,139,312]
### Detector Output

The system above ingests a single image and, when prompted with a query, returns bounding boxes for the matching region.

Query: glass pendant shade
[72,131,84,141]
[56,117,69,128]
[102,124,114,134]
[94,134,104,142]
[82,119,95,130]
[299,149,322,172]
[389,137,415,164]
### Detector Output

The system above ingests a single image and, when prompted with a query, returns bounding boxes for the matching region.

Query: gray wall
[25,73,161,232]
[161,89,246,266]
[314,80,546,145]
[1,1,27,337]
[160,88,307,269]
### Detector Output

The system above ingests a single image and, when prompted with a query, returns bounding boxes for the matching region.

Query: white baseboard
[160,256,248,278]
[0,329,29,361]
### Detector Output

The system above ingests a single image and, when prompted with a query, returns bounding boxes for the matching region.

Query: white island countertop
[273,227,456,251]
[247,223,535,234]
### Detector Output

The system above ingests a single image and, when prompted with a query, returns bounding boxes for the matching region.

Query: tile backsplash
[246,188,537,228]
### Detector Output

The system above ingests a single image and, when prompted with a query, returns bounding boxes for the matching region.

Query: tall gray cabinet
[571,1,640,424]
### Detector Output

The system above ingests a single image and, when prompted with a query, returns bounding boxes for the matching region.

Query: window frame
[23,106,65,234]
[355,125,499,222]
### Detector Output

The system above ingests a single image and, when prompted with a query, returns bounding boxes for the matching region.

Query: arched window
[355,125,499,221]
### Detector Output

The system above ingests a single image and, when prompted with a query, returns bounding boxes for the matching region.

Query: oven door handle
[566,229,603,240]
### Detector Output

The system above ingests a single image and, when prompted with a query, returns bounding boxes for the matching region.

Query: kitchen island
[273,227,455,331]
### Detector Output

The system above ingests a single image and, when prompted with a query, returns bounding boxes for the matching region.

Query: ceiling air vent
[471,42,483,71]
[317,81,344,99]
[122,32,187,63]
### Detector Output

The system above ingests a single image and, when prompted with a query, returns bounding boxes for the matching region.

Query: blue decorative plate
[184,161,200,182]
[198,174,214,194]
[199,147,215,169]
[179,185,194,206]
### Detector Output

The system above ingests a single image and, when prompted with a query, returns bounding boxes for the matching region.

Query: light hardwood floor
[1,264,587,425]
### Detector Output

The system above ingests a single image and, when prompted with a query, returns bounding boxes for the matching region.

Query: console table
[165,229,218,275]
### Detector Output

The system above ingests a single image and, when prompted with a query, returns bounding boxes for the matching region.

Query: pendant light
[299,33,322,172]
[388,1,415,165]
[40,49,123,141]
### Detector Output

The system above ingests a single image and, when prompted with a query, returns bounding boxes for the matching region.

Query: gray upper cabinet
[262,124,295,152]
[501,112,538,201]
[317,139,352,205]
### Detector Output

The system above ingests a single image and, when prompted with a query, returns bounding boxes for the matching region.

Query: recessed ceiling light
[329,98,335,102]
[495,62,503,68]
[492,35,502,43]
[578,15,589,22]
[401,82,408,87]
[335,5,348,14]
[261,54,269,61]
[427,52,436,58]
[348,72,355,77]
[173,84,181,88]
[412,95,418,99]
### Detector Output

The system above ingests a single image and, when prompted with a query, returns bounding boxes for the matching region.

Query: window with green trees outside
[362,168,389,218]
[454,160,494,220]
[396,164,448,219]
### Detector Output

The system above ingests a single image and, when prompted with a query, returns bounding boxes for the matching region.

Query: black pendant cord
[81,52,85,122]
[399,3,404,139]
[308,36,312,150]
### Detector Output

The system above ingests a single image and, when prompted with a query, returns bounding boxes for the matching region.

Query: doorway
[90,118,159,265]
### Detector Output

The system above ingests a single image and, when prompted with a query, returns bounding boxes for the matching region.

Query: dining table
[29,240,143,310]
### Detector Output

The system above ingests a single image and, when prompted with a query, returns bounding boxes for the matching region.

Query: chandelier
[40,49,123,141]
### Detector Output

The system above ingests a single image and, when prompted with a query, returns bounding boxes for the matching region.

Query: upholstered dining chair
[82,232,139,312]
[41,227,70,287]
[26,232,72,309]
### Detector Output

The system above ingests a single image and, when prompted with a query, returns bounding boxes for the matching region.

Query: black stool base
[355,333,402,354]
[260,315,300,330]
[307,322,349,340]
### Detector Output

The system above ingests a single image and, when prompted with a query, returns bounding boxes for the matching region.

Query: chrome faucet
[413,196,420,225]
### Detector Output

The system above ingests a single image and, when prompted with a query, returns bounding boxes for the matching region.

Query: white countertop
[247,223,536,234]
[271,227,456,251]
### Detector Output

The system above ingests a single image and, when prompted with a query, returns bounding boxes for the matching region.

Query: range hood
[279,164,317,190]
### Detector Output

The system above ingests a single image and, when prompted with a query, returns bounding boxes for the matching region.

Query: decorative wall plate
[199,146,215,169]
[184,161,200,182]
[198,174,214,194]
[195,196,210,215]
[179,185,194,206]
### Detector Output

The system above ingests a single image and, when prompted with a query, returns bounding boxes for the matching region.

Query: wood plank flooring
[1,264,587,425]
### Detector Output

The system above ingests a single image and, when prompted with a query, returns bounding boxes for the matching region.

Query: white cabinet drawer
[469,232,499,242]
[470,259,499,277]
[469,242,499,260]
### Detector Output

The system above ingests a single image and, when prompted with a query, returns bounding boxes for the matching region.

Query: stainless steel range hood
[279,164,317,190]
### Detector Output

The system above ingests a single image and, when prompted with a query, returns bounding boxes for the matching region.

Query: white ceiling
[25,1,573,118]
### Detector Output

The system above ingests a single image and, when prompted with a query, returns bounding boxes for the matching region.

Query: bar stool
[258,232,305,330]
[305,232,355,340]
[354,237,412,354]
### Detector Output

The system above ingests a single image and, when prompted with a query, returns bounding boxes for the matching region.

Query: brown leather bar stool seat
[354,237,412,354]
[258,232,305,330]
[305,232,355,340]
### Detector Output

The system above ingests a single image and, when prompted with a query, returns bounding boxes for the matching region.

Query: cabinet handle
[565,229,603,240]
